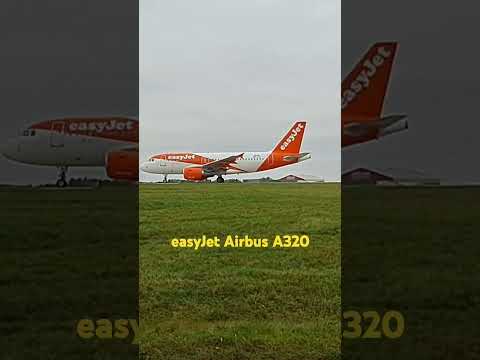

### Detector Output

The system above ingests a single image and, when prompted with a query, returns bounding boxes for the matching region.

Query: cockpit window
[22,130,36,136]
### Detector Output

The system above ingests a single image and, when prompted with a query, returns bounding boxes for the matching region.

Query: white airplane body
[141,121,311,182]
[2,117,139,186]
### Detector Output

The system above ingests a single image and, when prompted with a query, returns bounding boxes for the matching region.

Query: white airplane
[141,121,311,183]
[1,116,139,186]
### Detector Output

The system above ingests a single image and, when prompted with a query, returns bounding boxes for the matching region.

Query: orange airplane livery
[342,42,407,147]
[141,121,311,183]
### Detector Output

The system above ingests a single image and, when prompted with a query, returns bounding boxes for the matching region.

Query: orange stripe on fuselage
[31,117,138,143]
[154,153,246,172]
[153,153,211,165]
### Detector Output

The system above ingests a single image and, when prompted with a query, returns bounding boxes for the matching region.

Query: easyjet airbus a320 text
[342,42,408,147]
[141,122,311,183]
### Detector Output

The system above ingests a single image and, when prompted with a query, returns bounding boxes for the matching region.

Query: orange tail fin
[342,42,398,118]
[272,121,307,154]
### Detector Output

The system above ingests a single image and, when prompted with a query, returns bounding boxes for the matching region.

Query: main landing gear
[216,176,225,183]
[163,174,168,183]
[56,166,68,187]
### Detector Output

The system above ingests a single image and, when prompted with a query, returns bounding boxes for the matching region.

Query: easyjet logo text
[68,119,135,133]
[167,154,196,161]
[342,46,392,110]
[280,123,304,151]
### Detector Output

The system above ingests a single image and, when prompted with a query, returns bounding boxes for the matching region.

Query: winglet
[342,42,398,118]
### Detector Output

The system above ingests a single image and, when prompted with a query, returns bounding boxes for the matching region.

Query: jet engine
[105,149,138,181]
[183,167,208,181]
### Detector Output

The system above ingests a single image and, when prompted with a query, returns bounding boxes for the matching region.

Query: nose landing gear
[56,166,68,187]
[216,176,225,183]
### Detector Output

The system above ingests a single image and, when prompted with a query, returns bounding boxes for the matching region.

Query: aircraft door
[50,121,65,147]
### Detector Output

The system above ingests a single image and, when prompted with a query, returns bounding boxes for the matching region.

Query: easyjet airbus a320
[342,42,407,147]
[1,116,139,186]
[141,122,311,183]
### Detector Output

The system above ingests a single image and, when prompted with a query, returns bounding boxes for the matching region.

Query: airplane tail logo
[342,42,398,118]
[272,121,306,154]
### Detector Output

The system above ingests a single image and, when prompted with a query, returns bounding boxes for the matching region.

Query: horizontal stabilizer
[344,114,407,137]
[283,152,311,162]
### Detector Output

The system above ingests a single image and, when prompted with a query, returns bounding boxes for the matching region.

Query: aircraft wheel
[216,176,225,183]
[56,179,67,188]
[56,166,68,188]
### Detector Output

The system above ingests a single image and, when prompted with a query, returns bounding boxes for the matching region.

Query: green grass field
[4,184,480,358]
[341,186,480,359]
[0,186,138,359]
[139,183,341,360]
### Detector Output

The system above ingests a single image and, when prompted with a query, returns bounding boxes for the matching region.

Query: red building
[342,168,394,185]
[277,174,324,183]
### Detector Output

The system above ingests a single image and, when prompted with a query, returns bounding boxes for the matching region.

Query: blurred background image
[342,1,480,358]
[0,1,139,358]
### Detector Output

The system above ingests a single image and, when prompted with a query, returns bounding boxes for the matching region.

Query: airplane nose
[140,162,150,172]
[1,139,20,161]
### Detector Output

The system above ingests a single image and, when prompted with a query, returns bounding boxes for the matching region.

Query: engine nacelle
[378,118,408,138]
[105,149,138,181]
[183,167,208,181]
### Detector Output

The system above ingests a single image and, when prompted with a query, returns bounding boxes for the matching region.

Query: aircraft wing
[202,153,244,173]
[344,115,407,137]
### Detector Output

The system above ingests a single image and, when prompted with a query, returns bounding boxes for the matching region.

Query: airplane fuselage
[3,129,131,166]
[1,117,139,185]
[141,151,311,175]
[2,117,138,167]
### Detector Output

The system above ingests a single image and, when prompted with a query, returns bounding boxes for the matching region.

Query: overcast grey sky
[140,0,340,181]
